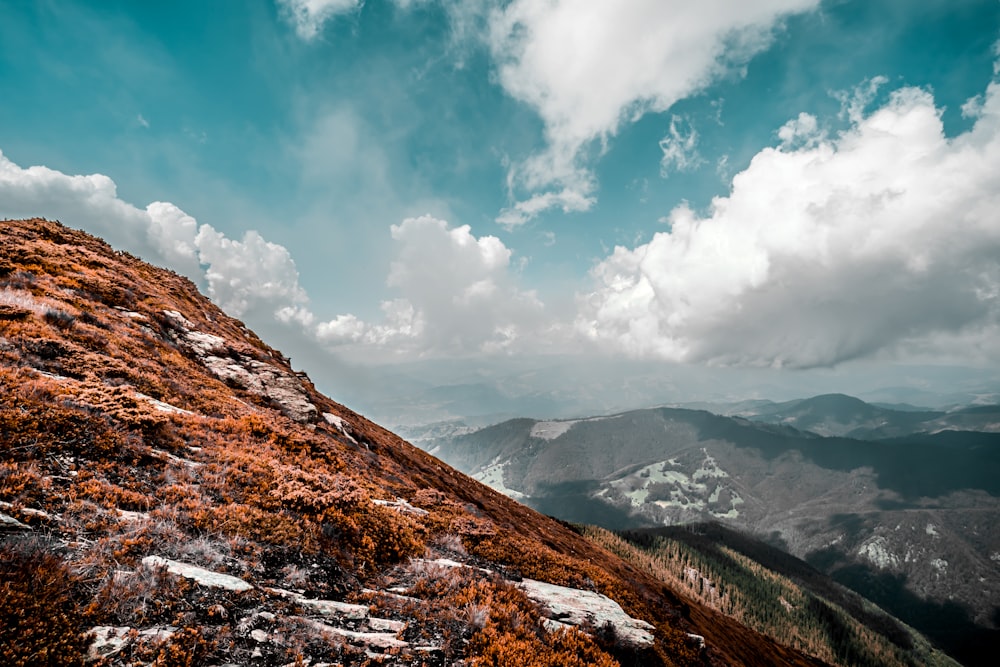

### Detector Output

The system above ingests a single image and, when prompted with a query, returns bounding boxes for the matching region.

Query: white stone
[368,617,406,633]
[294,617,408,649]
[266,587,369,619]
[323,412,358,443]
[136,392,194,416]
[0,512,29,530]
[88,626,132,660]
[518,578,655,647]
[142,556,253,591]
[372,497,429,516]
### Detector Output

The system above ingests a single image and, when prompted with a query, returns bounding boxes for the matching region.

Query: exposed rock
[88,626,177,661]
[116,510,150,522]
[151,448,202,469]
[324,412,358,443]
[142,555,253,591]
[0,512,29,531]
[295,617,408,650]
[372,497,429,516]
[411,558,655,647]
[136,392,194,416]
[161,309,317,423]
[88,626,132,661]
[0,501,60,523]
[368,617,407,633]
[267,587,369,619]
[518,578,655,647]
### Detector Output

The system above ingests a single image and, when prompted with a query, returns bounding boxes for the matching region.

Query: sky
[2,0,1000,424]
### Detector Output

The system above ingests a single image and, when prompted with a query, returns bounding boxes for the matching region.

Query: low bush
[0,537,90,667]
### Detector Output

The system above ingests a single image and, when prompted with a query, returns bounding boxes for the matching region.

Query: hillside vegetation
[0,219,830,666]
[583,524,960,667]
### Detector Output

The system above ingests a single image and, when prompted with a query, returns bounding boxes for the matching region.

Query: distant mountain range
[417,398,1000,666]
[678,392,1000,439]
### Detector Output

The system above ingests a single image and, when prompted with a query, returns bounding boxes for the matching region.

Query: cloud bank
[0,150,545,361]
[488,0,819,225]
[0,150,307,319]
[578,81,1000,367]
[4,71,999,371]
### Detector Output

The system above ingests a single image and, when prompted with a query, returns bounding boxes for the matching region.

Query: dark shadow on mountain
[874,497,920,510]
[807,549,999,667]
[629,522,914,650]
[525,480,649,529]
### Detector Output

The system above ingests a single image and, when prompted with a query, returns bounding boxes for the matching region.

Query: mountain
[424,407,1000,666]
[0,218,847,667]
[719,393,1000,439]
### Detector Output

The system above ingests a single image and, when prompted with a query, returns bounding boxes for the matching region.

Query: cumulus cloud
[0,149,549,360]
[487,0,819,223]
[0,149,308,320]
[313,215,546,356]
[578,79,1000,368]
[195,226,308,317]
[277,0,362,41]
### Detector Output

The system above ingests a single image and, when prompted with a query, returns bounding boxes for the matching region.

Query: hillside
[0,218,838,666]
[424,407,1000,665]
[588,523,960,667]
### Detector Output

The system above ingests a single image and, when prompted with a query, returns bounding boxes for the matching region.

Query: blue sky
[3,1,1000,420]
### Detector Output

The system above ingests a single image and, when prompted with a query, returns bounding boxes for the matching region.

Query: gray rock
[142,555,253,591]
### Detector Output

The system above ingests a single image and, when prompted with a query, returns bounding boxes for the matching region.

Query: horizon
[2,1,999,425]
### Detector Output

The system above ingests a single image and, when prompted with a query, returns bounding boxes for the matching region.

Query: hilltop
[0,218,834,666]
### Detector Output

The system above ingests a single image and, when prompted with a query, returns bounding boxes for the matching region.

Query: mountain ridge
[422,404,1000,665]
[0,218,832,666]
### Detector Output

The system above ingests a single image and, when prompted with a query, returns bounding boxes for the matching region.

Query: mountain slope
[586,523,960,667]
[425,407,1000,666]
[0,218,831,666]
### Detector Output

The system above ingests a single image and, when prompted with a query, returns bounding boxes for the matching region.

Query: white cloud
[0,149,545,361]
[487,0,820,223]
[835,75,889,124]
[496,187,594,229]
[578,79,1000,368]
[313,215,546,356]
[659,115,703,176]
[777,112,821,148]
[277,0,362,41]
[0,149,308,320]
[195,227,308,317]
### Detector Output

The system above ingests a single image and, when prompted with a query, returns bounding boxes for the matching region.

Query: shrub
[0,537,90,667]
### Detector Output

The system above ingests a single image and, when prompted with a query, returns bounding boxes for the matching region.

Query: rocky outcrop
[519,578,656,647]
[141,556,254,591]
[161,309,317,422]
[412,558,656,648]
